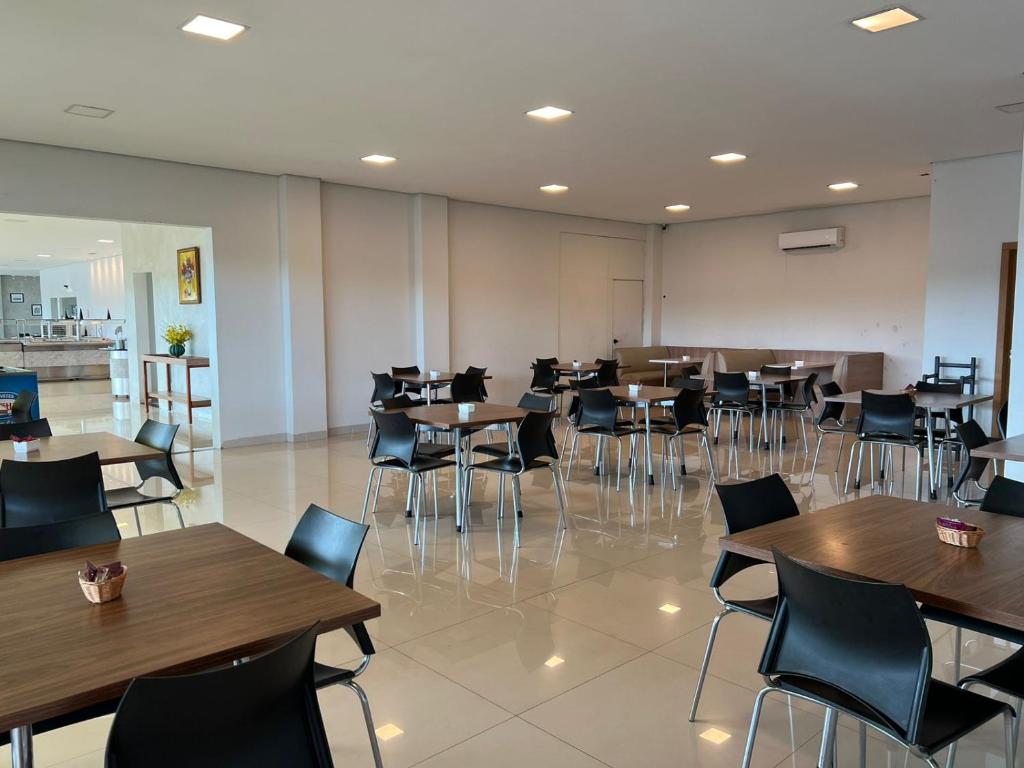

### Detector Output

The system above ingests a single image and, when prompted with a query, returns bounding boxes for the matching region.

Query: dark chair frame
[104,420,184,535]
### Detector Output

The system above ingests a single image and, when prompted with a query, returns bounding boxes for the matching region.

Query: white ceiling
[2,1,1024,223]
[0,214,120,271]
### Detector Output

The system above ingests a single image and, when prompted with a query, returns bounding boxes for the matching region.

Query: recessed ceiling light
[181,14,248,41]
[658,603,681,614]
[97,239,115,244]
[539,184,569,194]
[64,104,114,119]
[665,204,691,213]
[699,727,732,745]
[375,724,404,741]
[361,154,397,165]
[544,655,565,668]
[710,153,747,163]
[996,101,1024,115]
[36,254,52,259]
[526,106,573,121]
[828,181,860,191]
[851,7,920,32]
[88,252,97,256]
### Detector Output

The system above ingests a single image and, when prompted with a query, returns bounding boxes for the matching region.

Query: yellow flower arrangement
[163,323,193,345]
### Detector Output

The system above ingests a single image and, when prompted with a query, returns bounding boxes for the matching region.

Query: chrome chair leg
[616,438,623,492]
[916,449,923,502]
[497,474,506,519]
[133,506,142,537]
[432,472,439,520]
[361,467,378,524]
[405,473,415,518]
[703,433,717,482]
[809,433,824,481]
[412,474,424,545]
[818,708,838,768]
[836,432,846,473]
[740,687,773,768]
[511,475,523,548]
[688,607,732,722]
[342,680,384,768]
[170,501,185,529]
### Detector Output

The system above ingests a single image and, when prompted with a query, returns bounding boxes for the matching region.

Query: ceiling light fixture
[665,204,691,213]
[36,254,52,259]
[539,184,569,194]
[97,239,115,244]
[710,153,747,163]
[64,104,114,119]
[526,106,573,121]
[181,14,248,41]
[851,7,921,32]
[361,154,397,165]
[828,181,860,191]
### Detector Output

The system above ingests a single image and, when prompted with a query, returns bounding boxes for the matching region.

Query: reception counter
[0,340,114,381]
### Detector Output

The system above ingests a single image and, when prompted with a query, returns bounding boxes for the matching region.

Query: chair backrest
[857,391,915,440]
[465,366,489,399]
[594,358,619,387]
[678,364,701,379]
[671,388,708,430]
[816,382,845,426]
[761,549,931,744]
[674,378,707,392]
[794,372,819,407]
[998,401,1008,440]
[530,362,557,391]
[0,418,52,440]
[914,379,961,394]
[535,357,558,366]
[952,419,990,492]
[0,452,106,528]
[577,389,618,431]
[11,389,36,421]
[370,411,417,467]
[712,371,750,406]
[711,474,800,589]
[567,376,601,422]
[517,392,556,412]
[391,365,420,377]
[450,372,484,403]
[0,513,120,562]
[981,475,1024,517]
[105,624,334,768]
[516,411,558,465]
[380,394,415,409]
[370,372,398,403]
[133,420,183,490]
[761,364,791,377]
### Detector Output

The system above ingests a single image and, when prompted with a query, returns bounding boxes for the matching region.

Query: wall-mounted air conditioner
[778,227,844,251]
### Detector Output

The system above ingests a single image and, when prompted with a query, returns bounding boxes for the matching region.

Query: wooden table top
[604,385,682,404]
[0,524,380,732]
[543,362,630,373]
[0,432,163,466]
[390,402,529,429]
[648,358,694,365]
[392,371,492,385]
[695,372,811,385]
[141,354,210,368]
[972,434,1024,462]
[720,495,1024,631]
[823,390,993,411]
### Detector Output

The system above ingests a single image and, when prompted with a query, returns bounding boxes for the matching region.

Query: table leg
[644,404,654,485]
[760,384,769,449]
[926,414,937,499]
[454,426,464,532]
[11,725,32,767]
[662,363,669,387]
[185,365,194,424]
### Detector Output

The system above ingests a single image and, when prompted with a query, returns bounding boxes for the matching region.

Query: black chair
[0,452,106,528]
[284,505,383,768]
[473,393,557,464]
[567,389,644,491]
[536,357,559,366]
[363,410,456,543]
[808,382,856,480]
[709,372,760,450]
[844,391,930,501]
[770,372,818,453]
[689,475,798,722]
[465,365,489,400]
[105,420,184,535]
[651,387,715,487]
[10,389,36,422]
[378,395,454,462]
[391,364,424,398]
[0,418,52,440]
[939,419,991,506]
[466,410,565,546]
[433,372,484,405]
[530,361,569,413]
[981,474,1024,516]
[367,372,399,446]
[105,624,335,768]
[559,376,603,462]
[0,512,119,562]
[668,365,700,387]
[593,358,619,387]
[741,549,1014,768]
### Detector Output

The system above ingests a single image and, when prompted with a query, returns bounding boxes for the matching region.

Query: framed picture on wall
[30,304,42,317]
[177,246,202,305]
[9,293,24,304]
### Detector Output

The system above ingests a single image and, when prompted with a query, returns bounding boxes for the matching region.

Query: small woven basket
[935,523,985,548]
[79,566,128,604]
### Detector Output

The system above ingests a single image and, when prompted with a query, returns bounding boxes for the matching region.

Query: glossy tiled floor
[3,384,1016,767]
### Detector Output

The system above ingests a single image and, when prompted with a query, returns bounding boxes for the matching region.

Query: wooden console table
[141,354,211,424]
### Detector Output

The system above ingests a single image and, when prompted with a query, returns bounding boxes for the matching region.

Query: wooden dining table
[0,524,381,767]
[387,402,529,532]
[823,389,994,496]
[0,432,162,466]
[391,371,493,405]
[603,385,680,485]
[720,495,1024,632]
[971,434,1024,463]
[696,371,813,448]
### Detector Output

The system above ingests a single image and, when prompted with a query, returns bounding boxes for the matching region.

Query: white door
[611,279,644,350]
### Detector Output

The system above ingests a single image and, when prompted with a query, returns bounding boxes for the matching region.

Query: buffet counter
[0,339,114,381]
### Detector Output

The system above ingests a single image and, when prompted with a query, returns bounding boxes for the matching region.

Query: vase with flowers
[163,323,193,358]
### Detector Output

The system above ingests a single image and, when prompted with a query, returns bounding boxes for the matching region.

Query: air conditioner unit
[778,227,844,251]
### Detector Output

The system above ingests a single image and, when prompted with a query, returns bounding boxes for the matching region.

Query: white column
[278,175,328,440]
[643,223,663,345]
[409,194,450,370]
[1006,149,1024,479]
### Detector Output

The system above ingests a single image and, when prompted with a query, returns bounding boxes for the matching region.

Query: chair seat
[578,425,644,438]
[313,661,356,688]
[473,442,514,459]
[376,456,455,473]
[961,646,1024,696]
[920,604,1024,646]
[774,675,1010,755]
[469,456,553,474]
[818,422,857,435]
[727,595,777,620]
[651,423,707,437]
[859,433,926,448]
[416,443,456,460]
[105,485,176,509]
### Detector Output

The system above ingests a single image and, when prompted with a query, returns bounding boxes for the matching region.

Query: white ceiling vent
[64,104,114,119]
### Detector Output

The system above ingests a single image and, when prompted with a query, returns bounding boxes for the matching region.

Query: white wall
[923,152,1021,427]
[38,255,126,320]
[1007,143,1024,479]
[661,197,931,388]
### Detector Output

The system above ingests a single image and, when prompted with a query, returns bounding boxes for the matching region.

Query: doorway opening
[993,241,1017,434]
